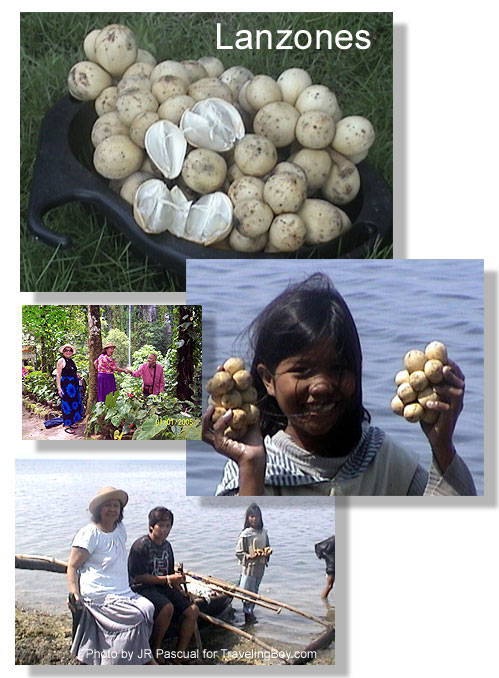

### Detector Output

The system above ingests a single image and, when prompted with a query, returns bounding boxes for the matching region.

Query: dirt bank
[22,405,86,440]
[15,606,77,665]
[15,605,333,665]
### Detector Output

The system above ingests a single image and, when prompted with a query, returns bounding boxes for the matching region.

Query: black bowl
[28,95,392,274]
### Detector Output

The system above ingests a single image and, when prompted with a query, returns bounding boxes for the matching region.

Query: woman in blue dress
[56,343,84,435]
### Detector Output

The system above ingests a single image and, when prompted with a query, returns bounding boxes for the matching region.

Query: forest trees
[22,305,87,372]
[87,305,103,415]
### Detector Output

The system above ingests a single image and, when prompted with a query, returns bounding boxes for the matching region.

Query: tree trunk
[87,305,102,415]
[164,310,172,348]
[40,333,46,373]
[176,306,194,402]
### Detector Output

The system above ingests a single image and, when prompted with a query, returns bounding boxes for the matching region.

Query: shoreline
[15,605,77,665]
[15,604,334,666]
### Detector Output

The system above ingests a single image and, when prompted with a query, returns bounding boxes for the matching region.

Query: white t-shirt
[71,522,132,599]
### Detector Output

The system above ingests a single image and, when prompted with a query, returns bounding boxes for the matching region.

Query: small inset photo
[186,258,484,496]
[21,304,202,440]
[15,457,335,665]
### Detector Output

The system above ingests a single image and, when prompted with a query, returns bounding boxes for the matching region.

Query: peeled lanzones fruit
[206,357,259,439]
[390,341,449,424]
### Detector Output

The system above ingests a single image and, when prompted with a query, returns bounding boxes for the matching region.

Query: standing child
[202,273,476,496]
[236,503,270,625]
[315,536,335,600]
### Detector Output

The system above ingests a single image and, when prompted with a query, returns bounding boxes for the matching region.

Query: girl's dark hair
[243,503,264,530]
[248,273,369,440]
[91,504,124,527]
[148,506,174,529]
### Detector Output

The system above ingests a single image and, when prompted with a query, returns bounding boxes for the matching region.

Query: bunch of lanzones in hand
[206,357,259,440]
[391,341,450,424]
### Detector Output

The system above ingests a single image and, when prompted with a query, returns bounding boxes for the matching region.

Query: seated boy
[128,506,199,663]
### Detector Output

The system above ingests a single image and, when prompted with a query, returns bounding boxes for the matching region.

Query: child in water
[236,503,270,625]
[202,273,476,496]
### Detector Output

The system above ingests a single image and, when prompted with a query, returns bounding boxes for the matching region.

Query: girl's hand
[420,358,465,473]
[58,387,64,397]
[202,406,266,495]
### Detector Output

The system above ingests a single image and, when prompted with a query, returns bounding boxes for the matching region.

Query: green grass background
[20,12,393,292]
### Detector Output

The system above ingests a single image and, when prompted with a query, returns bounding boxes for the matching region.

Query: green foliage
[22,305,87,370]
[86,389,201,440]
[23,371,60,407]
[103,328,130,368]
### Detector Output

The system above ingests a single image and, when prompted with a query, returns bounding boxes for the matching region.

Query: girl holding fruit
[202,273,476,496]
[235,503,271,625]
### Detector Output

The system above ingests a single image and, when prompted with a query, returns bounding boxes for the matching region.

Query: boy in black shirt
[128,506,199,663]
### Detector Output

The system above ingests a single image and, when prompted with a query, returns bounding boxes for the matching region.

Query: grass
[20,12,393,291]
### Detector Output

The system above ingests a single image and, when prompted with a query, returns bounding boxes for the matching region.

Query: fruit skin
[403,349,427,374]
[424,359,444,384]
[404,403,424,423]
[221,390,243,409]
[93,135,144,180]
[67,61,113,101]
[206,371,234,396]
[409,370,429,392]
[390,395,405,416]
[397,382,417,405]
[425,341,448,364]
[232,369,252,391]
[224,357,245,375]
[395,369,410,386]
[94,24,138,78]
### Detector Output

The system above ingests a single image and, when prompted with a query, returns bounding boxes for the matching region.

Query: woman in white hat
[94,343,130,403]
[56,344,84,435]
[67,486,156,665]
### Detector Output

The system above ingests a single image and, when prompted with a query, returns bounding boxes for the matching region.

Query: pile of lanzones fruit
[67,23,376,252]
[205,357,259,440]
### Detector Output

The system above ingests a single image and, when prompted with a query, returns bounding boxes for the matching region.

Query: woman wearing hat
[94,343,130,403]
[56,344,84,435]
[67,486,156,665]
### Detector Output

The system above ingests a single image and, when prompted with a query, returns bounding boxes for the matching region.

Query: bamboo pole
[178,563,203,655]
[184,575,281,613]
[184,570,331,628]
[197,611,290,663]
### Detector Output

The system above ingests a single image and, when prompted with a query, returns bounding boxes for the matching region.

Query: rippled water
[15,459,335,655]
[186,259,484,495]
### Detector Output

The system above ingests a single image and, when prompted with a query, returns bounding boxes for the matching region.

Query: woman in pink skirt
[94,343,129,403]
